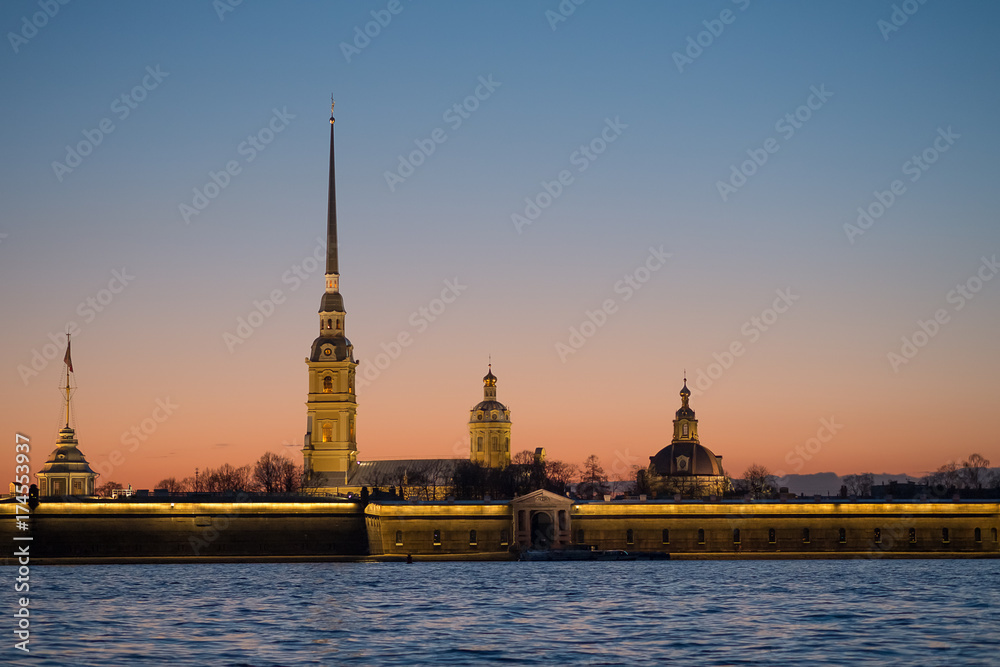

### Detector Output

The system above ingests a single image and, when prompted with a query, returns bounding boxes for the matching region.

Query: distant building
[469,366,511,468]
[36,337,97,497]
[644,380,728,497]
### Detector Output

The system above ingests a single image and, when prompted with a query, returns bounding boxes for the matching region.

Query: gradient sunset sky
[2,0,998,489]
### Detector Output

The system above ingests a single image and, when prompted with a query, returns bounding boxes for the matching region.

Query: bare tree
[742,463,776,498]
[580,455,608,499]
[202,463,255,492]
[96,481,123,497]
[154,477,186,492]
[842,472,874,497]
[512,450,535,466]
[961,453,991,490]
[254,452,288,493]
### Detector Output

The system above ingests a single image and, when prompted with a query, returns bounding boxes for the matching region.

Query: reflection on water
[15,560,1000,665]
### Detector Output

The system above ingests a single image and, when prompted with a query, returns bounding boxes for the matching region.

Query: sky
[1,0,999,489]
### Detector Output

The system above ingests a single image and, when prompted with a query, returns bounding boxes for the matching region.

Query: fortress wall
[571,501,1000,556]
[365,502,514,557]
[0,499,367,562]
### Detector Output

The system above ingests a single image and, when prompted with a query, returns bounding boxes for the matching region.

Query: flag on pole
[64,336,73,373]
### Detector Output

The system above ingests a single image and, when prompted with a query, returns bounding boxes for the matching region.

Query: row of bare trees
[95,452,302,497]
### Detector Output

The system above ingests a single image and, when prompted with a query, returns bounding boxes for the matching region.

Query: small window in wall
[993,527,998,543]
[492,437,499,451]
[469,530,477,547]
[974,527,982,543]
[942,527,950,544]
[576,529,585,544]
[500,529,509,547]
[477,437,484,452]
[433,529,441,546]
[697,529,705,544]
[733,529,741,544]
[395,530,403,546]
[662,529,669,545]
[909,528,916,544]
[626,529,634,546]
[838,528,847,544]
[874,528,882,544]
[802,528,810,544]
[768,528,776,544]
[323,376,333,393]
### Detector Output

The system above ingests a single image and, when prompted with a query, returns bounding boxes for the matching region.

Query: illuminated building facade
[469,366,511,468]
[644,380,728,498]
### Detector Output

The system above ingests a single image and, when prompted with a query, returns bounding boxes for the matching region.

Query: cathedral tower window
[322,423,332,442]
[323,376,333,393]
[477,437,483,452]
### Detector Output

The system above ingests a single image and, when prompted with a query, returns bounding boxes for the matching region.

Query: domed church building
[645,380,728,498]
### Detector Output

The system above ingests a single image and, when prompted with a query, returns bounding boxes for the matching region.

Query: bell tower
[303,99,358,487]
[469,365,512,468]
[672,377,699,443]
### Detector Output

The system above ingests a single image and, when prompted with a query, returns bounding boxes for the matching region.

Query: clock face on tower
[323,348,332,356]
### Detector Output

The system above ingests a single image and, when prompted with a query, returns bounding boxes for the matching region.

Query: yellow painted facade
[469,366,511,468]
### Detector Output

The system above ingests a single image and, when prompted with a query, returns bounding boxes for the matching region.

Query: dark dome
[473,400,507,412]
[39,445,96,475]
[649,441,724,477]
[310,335,354,362]
[319,292,345,313]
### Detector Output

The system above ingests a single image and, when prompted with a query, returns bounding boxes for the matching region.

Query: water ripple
[8,560,999,665]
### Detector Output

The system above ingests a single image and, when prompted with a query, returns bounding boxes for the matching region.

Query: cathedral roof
[471,400,509,414]
[648,441,724,477]
[319,291,345,313]
[38,444,96,475]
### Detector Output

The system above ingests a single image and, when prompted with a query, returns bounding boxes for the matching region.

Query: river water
[10,559,999,665]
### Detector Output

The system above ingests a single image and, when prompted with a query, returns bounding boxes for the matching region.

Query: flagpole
[64,333,72,427]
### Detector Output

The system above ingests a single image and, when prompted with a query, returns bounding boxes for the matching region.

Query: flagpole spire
[63,333,73,427]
